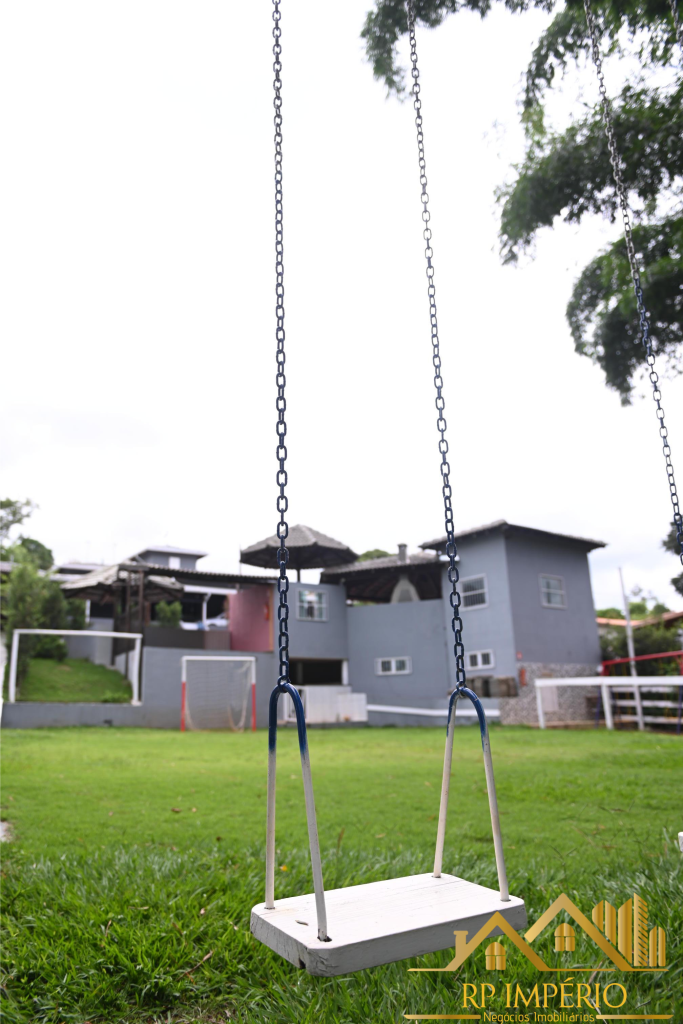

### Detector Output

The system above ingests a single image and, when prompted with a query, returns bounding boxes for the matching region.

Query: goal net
[181,656,256,732]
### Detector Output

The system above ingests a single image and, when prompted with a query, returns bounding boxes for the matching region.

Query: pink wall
[229,585,274,652]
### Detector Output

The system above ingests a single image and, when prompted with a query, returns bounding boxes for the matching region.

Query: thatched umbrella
[240,524,358,580]
[60,562,184,604]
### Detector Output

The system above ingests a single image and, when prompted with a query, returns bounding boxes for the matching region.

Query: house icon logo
[410,891,668,973]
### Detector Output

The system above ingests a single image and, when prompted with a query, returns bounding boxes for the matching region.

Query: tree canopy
[362,0,682,401]
[357,548,392,561]
[1,536,54,570]
[0,498,36,541]
[663,521,683,596]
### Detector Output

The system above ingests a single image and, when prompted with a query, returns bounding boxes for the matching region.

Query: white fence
[7,629,142,705]
[366,703,500,720]
[282,685,367,725]
[534,676,683,731]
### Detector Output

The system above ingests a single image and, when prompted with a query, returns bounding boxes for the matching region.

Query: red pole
[181,678,186,732]
[251,681,257,733]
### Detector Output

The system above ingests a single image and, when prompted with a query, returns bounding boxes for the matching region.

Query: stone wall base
[499,662,599,726]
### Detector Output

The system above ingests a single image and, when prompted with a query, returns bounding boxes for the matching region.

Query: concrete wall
[1,703,179,728]
[2,645,278,729]
[287,582,348,660]
[229,586,273,652]
[347,599,450,708]
[447,533,518,687]
[139,646,277,728]
[504,535,601,666]
[65,618,115,666]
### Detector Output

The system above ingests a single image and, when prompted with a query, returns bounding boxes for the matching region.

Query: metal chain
[407,1,467,690]
[583,0,683,564]
[272,0,291,689]
[669,0,682,49]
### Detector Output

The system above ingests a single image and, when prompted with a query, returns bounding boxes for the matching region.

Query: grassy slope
[17,657,132,703]
[1,727,681,1023]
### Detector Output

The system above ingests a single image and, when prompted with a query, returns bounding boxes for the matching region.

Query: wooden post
[125,570,132,677]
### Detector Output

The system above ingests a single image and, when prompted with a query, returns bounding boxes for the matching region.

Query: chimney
[398,543,408,564]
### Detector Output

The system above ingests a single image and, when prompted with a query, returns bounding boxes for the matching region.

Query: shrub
[33,637,68,662]
[155,600,182,628]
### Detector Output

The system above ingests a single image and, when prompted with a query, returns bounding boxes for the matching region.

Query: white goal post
[181,656,256,732]
[7,628,143,705]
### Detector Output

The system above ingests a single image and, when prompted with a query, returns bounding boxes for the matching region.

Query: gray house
[318,520,604,726]
[3,520,604,730]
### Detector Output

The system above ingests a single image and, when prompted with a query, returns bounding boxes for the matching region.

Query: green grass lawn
[16,657,132,703]
[1,727,681,1023]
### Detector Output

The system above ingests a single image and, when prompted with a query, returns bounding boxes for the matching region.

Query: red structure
[229,586,273,653]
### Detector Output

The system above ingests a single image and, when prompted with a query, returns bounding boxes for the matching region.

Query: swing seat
[251,871,526,976]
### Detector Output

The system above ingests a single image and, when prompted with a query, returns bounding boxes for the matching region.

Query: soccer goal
[181,656,256,732]
[7,628,143,704]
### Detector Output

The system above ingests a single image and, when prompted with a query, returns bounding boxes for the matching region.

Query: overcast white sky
[1,1,681,612]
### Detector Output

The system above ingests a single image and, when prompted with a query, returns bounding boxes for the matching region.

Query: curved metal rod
[265,683,329,941]
[433,687,510,902]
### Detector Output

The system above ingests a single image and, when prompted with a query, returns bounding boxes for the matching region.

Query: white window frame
[374,656,413,676]
[466,649,495,673]
[539,574,567,609]
[460,573,488,610]
[296,588,328,622]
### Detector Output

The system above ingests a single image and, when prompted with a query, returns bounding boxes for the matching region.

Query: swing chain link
[272,0,292,689]
[669,0,682,49]
[407,0,467,689]
[583,0,683,563]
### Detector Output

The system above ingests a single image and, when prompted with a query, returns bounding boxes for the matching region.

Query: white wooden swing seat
[250,685,526,975]
[252,871,526,976]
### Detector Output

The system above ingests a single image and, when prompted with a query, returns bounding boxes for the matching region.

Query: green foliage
[596,598,669,620]
[10,535,54,569]
[1,728,681,1021]
[66,597,87,630]
[33,637,68,662]
[3,559,74,690]
[566,215,682,399]
[663,520,683,597]
[600,621,681,672]
[361,0,554,96]
[0,497,35,540]
[40,579,68,631]
[357,548,392,561]
[362,0,683,399]
[155,599,183,627]
[18,657,132,703]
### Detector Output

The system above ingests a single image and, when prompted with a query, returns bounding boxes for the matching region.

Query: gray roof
[321,551,437,576]
[60,561,275,600]
[320,550,442,602]
[133,544,208,558]
[56,561,106,575]
[241,524,358,570]
[61,563,184,602]
[127,561,276,586]
[419,520,606,552]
